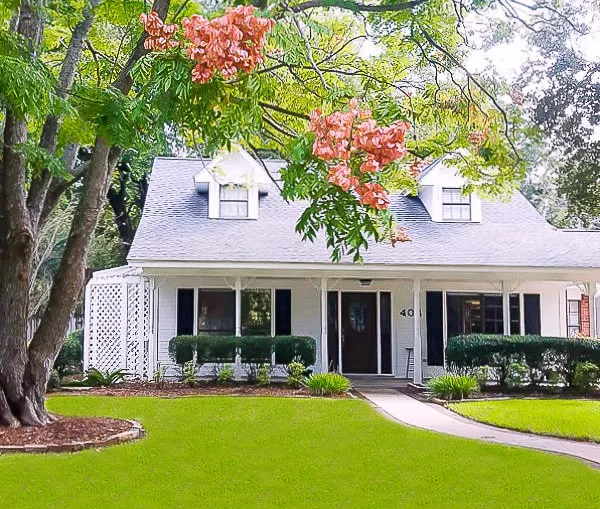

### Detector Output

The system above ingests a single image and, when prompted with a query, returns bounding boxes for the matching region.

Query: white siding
[154,276,320,375]
[151,274,574,378]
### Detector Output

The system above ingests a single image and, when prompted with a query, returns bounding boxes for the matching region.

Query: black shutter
[380,292,392,374]
[524,294,541,335]
[327,291,339,372]
[177,289,194,335]
[275,289,292,335]
[426,291,444,366]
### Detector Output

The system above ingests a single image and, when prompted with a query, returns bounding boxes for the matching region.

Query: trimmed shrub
[427,374,479,400]
[446,334,600,387]
[573,362,600,394]
[169,335,317,370]
[273,336,316,366]
[239,336,274,364]
[304,373,351,396]
[54,329,84,377]
[168,335,237,367]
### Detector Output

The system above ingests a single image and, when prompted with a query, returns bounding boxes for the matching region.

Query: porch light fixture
[359,279,372,287]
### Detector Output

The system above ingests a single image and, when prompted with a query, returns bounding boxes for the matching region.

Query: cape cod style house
[84,147,600,382]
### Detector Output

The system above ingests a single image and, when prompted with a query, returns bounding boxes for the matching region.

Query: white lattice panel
[85,266,152,379]
[88,283,123,371]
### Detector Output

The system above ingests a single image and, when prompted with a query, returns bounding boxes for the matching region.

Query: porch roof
[128,157,600,273]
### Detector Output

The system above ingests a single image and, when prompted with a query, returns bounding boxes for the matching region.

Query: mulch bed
[56,381,318,398]
[0,416,143,453]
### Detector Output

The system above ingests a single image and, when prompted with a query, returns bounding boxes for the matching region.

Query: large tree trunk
[0,0,170,427]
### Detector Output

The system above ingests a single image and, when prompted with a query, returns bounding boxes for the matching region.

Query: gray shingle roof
[127,157,600,268]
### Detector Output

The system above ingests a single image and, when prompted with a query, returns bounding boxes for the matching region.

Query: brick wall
[581,295,590,337]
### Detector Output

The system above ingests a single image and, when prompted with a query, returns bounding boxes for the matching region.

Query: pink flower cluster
[182,6,275,84]
[140,7,275,84]
[309,99,411,210]
[140,11,179,51]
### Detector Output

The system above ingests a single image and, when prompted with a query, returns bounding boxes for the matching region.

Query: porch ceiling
[136,262,600,283]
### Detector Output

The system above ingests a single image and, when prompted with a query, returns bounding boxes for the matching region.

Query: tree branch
[289,0,425,13]
[258,101,310,120]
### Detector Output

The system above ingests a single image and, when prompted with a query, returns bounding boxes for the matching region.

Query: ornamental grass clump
[427,374,479,401]
[304,373,351,396]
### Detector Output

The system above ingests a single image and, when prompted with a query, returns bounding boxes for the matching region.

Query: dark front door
[341,292,377,373]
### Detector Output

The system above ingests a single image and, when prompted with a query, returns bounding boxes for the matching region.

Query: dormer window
[220,185,248,218]
[442,188,471,221]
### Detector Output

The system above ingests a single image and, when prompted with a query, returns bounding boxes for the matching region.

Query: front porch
[84,265,600,382]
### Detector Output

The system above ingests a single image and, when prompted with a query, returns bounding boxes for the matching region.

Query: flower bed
[57,381,350,398]
[0,417,144,454]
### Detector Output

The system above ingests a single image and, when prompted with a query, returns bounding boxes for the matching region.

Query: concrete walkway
[361,391,600,467]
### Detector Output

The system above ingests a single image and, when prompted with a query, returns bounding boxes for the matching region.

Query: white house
[84,148,600,383]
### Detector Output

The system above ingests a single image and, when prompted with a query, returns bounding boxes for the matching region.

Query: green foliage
[183,360,198,387]
[505,362,529,389]
[153,362,167,388]
[239,336,274,364]
[303,373,351,396]
[84,367,128,387]
[215,364,235,384]
[427,374,479,400]
[54,329,84,377]
[273,336,316,366]
[168,335,238,366]
[47,369,61,391]
[446,334,600,387]
[286,362,306,388]
[572,362,600,394]
[256,364,272,386]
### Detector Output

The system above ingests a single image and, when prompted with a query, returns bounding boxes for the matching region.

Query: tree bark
[0,0,45,426]
[0,0,170,427]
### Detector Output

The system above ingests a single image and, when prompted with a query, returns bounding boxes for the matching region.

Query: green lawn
[450,399,600,442]
[0,396,598,508]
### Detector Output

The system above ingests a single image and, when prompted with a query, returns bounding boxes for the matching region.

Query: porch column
[413,280,422,384]
[234,276,242,337]
[502,281,510,335]
[587,282,597,338]
[320,278,328,373]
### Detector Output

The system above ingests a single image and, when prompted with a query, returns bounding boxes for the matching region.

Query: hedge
[169,335,316,367]
[446,334,600,386]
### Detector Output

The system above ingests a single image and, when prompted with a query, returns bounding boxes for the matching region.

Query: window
[567,299,581,337]
[197,289,235,334]
[241,289,271,335]
[175,288,292,338]
[446,293,522,338]
[442,188,471,221]
[220,185,248,218]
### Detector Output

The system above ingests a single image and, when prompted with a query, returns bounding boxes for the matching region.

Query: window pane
[443,188,470,204]
[443,204,471,221]
[220,185,248,201]
[241,289,271,335]
[567,300,580,326]
[510,294,520,334]
[197,290,235,334]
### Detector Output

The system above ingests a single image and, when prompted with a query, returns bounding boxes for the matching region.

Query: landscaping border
[0,419,145,455]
